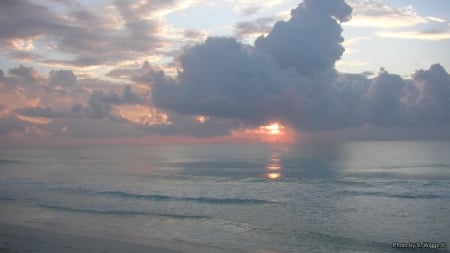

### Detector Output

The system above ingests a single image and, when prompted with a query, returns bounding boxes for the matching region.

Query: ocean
[0,141,449,252]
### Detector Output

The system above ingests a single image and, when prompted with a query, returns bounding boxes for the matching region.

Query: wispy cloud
[345,0,450,41]
[345,0,427,28]
[377,31,450,41]
[231,0,285,15]
[234,15,281,39]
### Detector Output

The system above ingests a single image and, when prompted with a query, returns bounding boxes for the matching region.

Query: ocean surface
[0,141,449,252]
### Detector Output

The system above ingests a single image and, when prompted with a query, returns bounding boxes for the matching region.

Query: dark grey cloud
[153,37,283,123]
[0,115,28,135]
[48,70,77,86]
[151,0,450,137]
[14,106,77,118]
[134,113,240,138]
[0,70,17,92]
[302,0,353,22]
[122,86,146,104]
[255,0,352,75]
[13,80,145,121]
[152,0,355,128]
[366,68,407,126]
[71,86,146,119]
[0,0,63,41]
[8,64,40,84]
[411,64,450,126]
[131,61,169,84]
[87,90,121,119]
[2,65,44,99]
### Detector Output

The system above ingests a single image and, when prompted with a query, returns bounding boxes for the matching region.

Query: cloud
[255,0,352,75]
[427,17,446,23]
[376,17,450,41]
[8,64,41,84]
[412,64,450,126]
[15,106,71,118]
[78,85,147,119]
[153,37,281,123]
[345,0,427,28]
[345,0,450,41]
[153,0,353,127]
[7,65,146,122]
[136,113,240,138]
[231,0,284,15]
[1,1,450,142]
[87,90,122,119]
[0,0,61,41]
[133,61,173,85]
[113,0,197,19]
[235,15,279,38]
[183,29,207,41]
[0,65,46,108]
[376,31,450,41]
[0,0,172,68]
[366,68,407,126]
[151,0,450,136]
[122,86,146,104]
[0,115,29,135]
[48,70,77,86]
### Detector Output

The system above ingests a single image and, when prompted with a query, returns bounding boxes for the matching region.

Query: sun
[231,121,297,143]
[262,122,282,135]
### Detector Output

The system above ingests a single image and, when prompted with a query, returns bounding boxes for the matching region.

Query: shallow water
[0,141,449,252]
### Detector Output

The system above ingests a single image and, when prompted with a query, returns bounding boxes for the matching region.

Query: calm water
[0,141,449,252]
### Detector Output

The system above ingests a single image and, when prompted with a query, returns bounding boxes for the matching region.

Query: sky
[0,0,449,145]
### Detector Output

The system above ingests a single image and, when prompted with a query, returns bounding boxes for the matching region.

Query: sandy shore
[0,223,242,253]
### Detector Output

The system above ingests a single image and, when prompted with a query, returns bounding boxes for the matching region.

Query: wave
[340,190,449,200]
[0,159,22,164]
[97,191,275,205]
[384,163,450,169]
[0,196,15,201]
[37,203,208,219]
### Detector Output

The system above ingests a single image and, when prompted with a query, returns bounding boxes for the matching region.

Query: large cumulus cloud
[255,0,352,75]
[152,0,450,135]
[152,0,355,129]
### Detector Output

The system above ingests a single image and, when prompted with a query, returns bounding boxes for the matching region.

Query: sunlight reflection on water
[265,151,282,179]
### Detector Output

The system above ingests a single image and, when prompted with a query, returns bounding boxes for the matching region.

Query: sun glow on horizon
[261,122,283,135]
[229,121,298,144]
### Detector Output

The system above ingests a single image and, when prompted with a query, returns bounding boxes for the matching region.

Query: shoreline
[0,223,244,253]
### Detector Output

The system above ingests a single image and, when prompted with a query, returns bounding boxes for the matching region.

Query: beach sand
[0,223,242,253]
